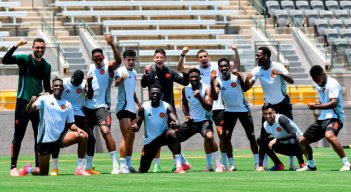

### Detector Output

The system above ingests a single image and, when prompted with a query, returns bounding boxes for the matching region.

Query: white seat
[310,0,325,12]
[336,10,349,20]
[325,28,339,45]
[281,1,295,11]
[329,19,344,32]
[304,10,319,26]
[325,1,340,14]
[295,1,310,13]
[315,19,329,36]
[266,1,280,18]
[339,28,351,41]
[289,10,304,27]
[319,10,333,21]
[275,10,290,27]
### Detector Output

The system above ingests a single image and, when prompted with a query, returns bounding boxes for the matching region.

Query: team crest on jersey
[61,104,66,110]
[76,88,82,94]
[159,112,165,118]
[276,127,281,132]
[165,73,171,79]
[99,69,105,74]
[231,82,237,88]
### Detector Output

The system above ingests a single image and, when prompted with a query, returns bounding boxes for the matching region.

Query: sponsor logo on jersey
[76,88,82,94]
[159,112,165,118]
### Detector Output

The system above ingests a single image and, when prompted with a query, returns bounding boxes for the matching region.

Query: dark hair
[52,76,63,84]
[72,70,84,80]
[217,57,230,66]
[33,38,45,45]
[262,103,274,111]
[258,47,271,58]
[196,49,208,58]
[188,68,201,76]
[154,49,166,57]
[91,48,103,56]
[309,65,324,78]
[149,84,162,92]
[123,49,136,58]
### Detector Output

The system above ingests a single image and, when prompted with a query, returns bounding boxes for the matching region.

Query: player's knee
[166,129,176,139]
[299,136,309,146]
[325,131,336,142]
[205,131,214,141]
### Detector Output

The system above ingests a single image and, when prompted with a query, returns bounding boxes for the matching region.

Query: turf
[1,148,351,192]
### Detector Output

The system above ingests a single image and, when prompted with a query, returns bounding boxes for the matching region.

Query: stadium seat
[297,85,318,104]
[0,90,16,110]
[251,86,264,105]
[275,10,290,27]
[344,48,351,66]
[310,0,325,12]
[339,28,351,41]
[325,1,340,15]
[315,19,329,36]
[344,19,351,28]
[319,10,333,21]
[334,38,350,58]
[289,10,305,27]
[304,10,319,26]
[266,1,280,18]
[295,1,310,13]
[335,10,349,21]
[329,19,344,33]
[325,28,339,46]
[281,1,295,11]
[340,1,351,13]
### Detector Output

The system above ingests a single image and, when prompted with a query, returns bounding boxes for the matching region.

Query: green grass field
[1,148,351,192]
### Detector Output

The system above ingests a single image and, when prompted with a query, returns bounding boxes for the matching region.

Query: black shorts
[303,118,343,143]
[212,110,224,126]
[74,115,89,132]
[116,110,136,120]
[83,107,111,128]
[175,119,213,142]
[37,132,67,156]
[224,111,255,138]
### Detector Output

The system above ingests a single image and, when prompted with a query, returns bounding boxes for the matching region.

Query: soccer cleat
[289,165,298,171]
[221,164,228,172]
[10,168,19,176]
[269,164,284,171]
[86,168,101,175]
[229,165,238,171]
[203,165,214,172]
[75,168,91,176]
[339,164,351,171]
[120,166,130,174]
[175,167,185,174]
[18,164,32,176]
[111,166,120,174]
[153,164,162,173]
[299,163,306,168]
[181,163,191,171]
[296,165,317,171]
[50,168,59,176]
[128,166,137,173]
[215,165,224,172]
[254,163,259,170]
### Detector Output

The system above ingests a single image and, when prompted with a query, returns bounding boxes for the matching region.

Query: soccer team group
[2,34,350,176]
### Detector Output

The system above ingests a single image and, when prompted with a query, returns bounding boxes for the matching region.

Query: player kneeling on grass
[256,103,305,171]
[18,78,90,176]
[129,84,183,173]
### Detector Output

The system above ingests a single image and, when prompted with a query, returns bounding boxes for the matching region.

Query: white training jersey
[184,84,209,122]
[143,101,169,145]
[115,66,138,113]
[85,63,111,109]
[263,114,303,144]
[250,61,289,104]
[35,94,75,143]
[62,78,86,117]
[315,76,344,122]
[218,74,249,112]
[197,63,224,110]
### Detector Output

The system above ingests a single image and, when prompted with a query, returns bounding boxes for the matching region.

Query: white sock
[221,153,227,166]
[126,156,132,168]
[154,158,160,165]
[253,154,259,165]
[263,154,268,168]
[212,151,221,166]
[85,155,93,170]
[110,151,119,167]
[206,153,213,166]
[307,159,315,167]
[52,158,58,169]
[181,153,189,164]
[120,158,127,168]
[229,157,235,166]
[289,156,295,167]
[77,158,84,169]
[175,154,182,167]
[341,157,350,166]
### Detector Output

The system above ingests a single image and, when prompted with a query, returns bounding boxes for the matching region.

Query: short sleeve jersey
[184,84,209,122]
[115,66,137,113]
[62,78,86,117]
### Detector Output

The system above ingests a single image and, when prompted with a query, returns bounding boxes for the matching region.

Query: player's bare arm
[130,107,145,132]
[176,47,192,74]
[25,96,37,113]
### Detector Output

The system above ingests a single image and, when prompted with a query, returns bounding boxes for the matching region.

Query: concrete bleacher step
[62,46,88,75]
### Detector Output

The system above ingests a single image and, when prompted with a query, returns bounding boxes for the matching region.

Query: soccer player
[141,48,190,172]
[46,70,95,176]
[83,33,122,174]
[2,38,51,176]
[212,58,259,171]
[256,103,305,171]
[297,65,351,171]
[244,46,295,168]
[18,78,90,176]
[167,68,223,172]
[115,49,141,173]
[129,84,181,173]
